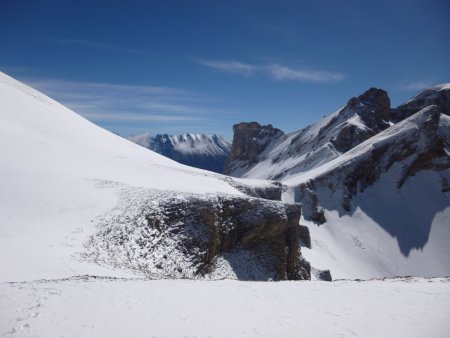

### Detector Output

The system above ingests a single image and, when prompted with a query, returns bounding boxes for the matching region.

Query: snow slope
[226,85,450,280]
[227,88,391,180]
[0,71,245,282]
[1,277,449,338]
[284,107,450,279]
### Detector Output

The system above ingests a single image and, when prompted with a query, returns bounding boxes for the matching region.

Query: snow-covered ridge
[127,132,231,173]
[225,83,450,280]
[227,88,391,180]
[287,106,450,279]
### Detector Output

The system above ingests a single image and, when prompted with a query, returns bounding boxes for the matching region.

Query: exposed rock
[299,224,311,249]
[295,180,326,224]
[294,106,450,222]
[312,268,332,281]
[330,88,390,152]
[224,122,284,174]
[391,84,450,123]
[85,187,309,281]
[223,177,283,201]
[225,88,391,180]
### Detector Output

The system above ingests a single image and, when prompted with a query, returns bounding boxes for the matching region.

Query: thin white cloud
[196,58,345,83]
[52,38,142,54]
[196,59,257,76]
[265,63,345,82]
[83,112,197,122]
[21,78,210,126]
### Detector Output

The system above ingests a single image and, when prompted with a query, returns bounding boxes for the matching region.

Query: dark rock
[295,106,450,221]
[295,180,326,224]
[86,192,310,281]
[330,88,390,153]
[299,225,311,249]
[316,269,332,281]
[224,122,284,174]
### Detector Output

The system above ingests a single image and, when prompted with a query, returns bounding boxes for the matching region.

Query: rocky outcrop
[391,84,450,123]
[329,88,390,152]
[295,180,326,224]
[299,224,311,249]
[85,188,310,281]
[224,177,283,201]
[224,122,284,174]
[294,106,450,221]
[312,268,332,281]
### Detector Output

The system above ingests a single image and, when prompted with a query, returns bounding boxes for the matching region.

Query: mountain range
[127,132,231,173]
[225,84,450,279]
[1,70,449,282]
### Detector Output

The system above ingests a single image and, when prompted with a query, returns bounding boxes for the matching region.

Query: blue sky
[1,0,449,138]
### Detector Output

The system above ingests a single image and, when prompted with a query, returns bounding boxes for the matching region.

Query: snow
[1,277,449,338]
[301,168,450,280]
[0,71,242,282]
[1,71,449,337]
[402,82,450,105]
[227,104,373,180]
[282,105,441,186]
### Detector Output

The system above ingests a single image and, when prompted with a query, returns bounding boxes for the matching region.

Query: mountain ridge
[127,132,231,173]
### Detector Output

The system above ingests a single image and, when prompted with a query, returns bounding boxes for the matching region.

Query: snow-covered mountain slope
[0,71,308,282]
[284,107,450,279]
[226,85,450,280]
[127,132,231,173]
[225,88,391,179]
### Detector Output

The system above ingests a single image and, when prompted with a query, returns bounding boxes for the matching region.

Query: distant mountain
[127,132,231,173]
[225,84,450,279]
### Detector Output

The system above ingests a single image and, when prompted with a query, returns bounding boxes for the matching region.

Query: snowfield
[1,71,449,337]
[1,277,449,338]
[0,71,244,282]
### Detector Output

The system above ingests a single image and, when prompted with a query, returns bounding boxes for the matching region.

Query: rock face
[223,177,283,201]
[225,88,391,180]
[391,84,450,122]
[330,88,390,152]
[127,133,231,173]
[295,106,450,222]
[85,187,310,281]
[224,122,284,175]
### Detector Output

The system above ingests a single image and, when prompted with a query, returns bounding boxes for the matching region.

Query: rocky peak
[317,87,391,154]
[346,87,390,126]
[391,84,450,122]
[224,122,284,174]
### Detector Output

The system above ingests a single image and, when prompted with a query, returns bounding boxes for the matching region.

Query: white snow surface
[301,169,450,279]
[0,71,243,282]
[1,277,449,338]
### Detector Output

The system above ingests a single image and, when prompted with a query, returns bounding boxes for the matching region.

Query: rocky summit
[224,122,284,175]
